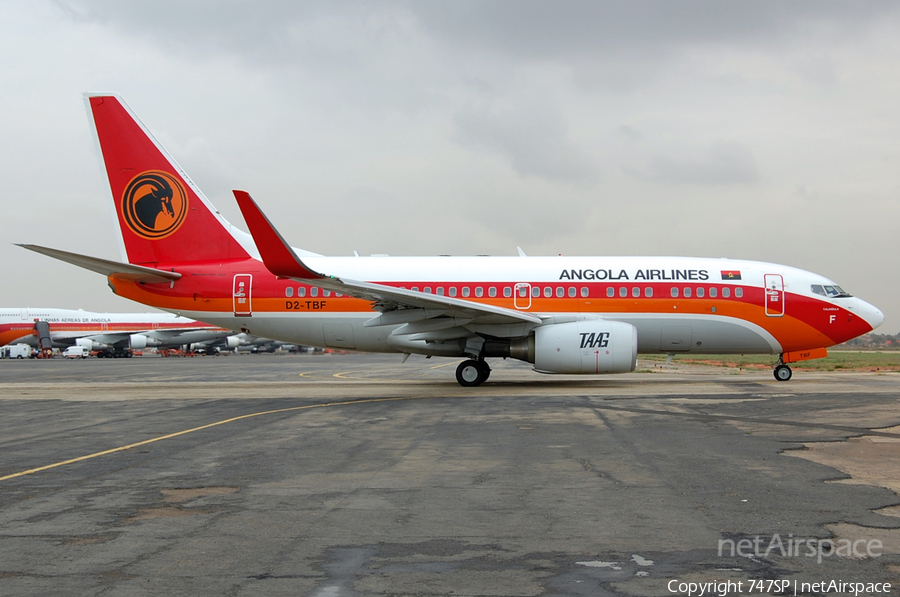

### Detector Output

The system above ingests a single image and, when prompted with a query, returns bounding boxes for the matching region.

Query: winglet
[233,190,323,280]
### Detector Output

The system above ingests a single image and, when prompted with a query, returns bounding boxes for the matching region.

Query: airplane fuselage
[106,254,877,359]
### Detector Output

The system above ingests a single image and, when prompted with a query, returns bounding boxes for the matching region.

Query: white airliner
[19,94,884,383]
[0,308,232,357]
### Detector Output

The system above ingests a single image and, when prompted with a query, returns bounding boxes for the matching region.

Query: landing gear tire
[476,360,491,383]
[774,364,792,382]
[456,359,490,387]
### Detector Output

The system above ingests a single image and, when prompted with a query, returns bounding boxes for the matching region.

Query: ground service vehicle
[1,344,32,359]
[62,346,90,359]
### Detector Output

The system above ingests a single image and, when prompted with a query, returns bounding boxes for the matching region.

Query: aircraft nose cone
[858,299,884,330]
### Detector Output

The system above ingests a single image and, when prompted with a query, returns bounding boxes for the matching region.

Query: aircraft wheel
[456,360,487,387]
[774,364,792,381]
[476,360,491,382]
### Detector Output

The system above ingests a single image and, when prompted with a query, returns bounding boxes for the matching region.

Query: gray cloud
[54,1,900,65]
[629,141,760,185]
[453,101,598,182]
[0,1,897,334]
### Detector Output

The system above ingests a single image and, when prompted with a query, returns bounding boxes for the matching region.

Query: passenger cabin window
[581,287,589,298]
[544,287,553,298]
[645,288,653,298]
[475,287,483,297]
[462,287,471,297]
[619,287,628,298]
[735,288,743,298]
[424,287,432,294]
[684,287,692,298]
[310,287,319,297]
[503,287,511,298]
[722,287,730,298]
[696,287,705,298]
[671,287,679,298]
[632,287,640,298]
[323,290,331,297]
[449,287,457,297]
[709,287,717,298]
[607,287,615,298]
[285,287,293,297]
[490,287,498,298]
[568,287,576,298]
[531,286,540,298]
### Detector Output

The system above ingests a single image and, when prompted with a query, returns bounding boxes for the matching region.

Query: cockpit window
[811,284,852,298]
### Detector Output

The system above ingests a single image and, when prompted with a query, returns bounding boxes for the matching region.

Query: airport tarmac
[1,353,899,596]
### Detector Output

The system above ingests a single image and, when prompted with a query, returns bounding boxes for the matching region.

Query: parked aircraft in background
[203,332,295,353]
[19,94,884,384]
[0,308,231,358]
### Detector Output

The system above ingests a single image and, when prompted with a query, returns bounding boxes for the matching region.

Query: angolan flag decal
[721,270,742,280]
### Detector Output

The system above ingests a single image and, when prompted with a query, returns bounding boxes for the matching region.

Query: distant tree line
[837,333,900,349]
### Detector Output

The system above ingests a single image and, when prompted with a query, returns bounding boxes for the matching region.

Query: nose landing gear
[773,363,792,381]
[456,359,491,387]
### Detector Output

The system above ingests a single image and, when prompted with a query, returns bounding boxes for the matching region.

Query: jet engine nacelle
[129,334,148,350]
[534,320,637,374]
[225,335,242,349]
[75,338,98,351]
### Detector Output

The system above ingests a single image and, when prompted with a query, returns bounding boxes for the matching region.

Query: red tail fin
[86,94,250,265]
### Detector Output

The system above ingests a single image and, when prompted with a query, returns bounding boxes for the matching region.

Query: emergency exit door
[764,274,784,317]
[514,283,532,309]
[233,274,253,317]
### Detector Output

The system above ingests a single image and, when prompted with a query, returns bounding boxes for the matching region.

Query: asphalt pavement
[0,353,898,596]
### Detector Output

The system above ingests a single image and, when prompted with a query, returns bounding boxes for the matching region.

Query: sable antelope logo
[121,171,189,239]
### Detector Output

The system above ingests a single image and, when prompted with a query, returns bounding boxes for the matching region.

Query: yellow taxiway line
[0,396,422,483]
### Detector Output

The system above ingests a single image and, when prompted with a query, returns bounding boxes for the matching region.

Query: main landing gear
[456,359,491,387]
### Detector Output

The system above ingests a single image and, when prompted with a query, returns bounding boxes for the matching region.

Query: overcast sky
[2,1,898,333]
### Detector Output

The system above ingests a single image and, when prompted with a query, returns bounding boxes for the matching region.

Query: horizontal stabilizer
[17,244,181,284]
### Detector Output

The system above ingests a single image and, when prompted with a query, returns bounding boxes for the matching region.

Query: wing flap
[365,308,448,327]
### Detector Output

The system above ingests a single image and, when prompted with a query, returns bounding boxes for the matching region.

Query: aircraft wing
[233,191,543,329]
[77,328,229,349]
[17,244,181,284]
[145,328,228,341]
[40,330,133,348]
